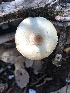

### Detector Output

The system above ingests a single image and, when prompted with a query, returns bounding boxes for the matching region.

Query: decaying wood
[55,16,70,21]
[0,0,57,22]
[0,0,70,24]
[51,21,70,26]
[0,32,15,44]
[52,23,68,67]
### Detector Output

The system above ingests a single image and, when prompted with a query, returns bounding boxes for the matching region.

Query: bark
[52,26,67,67]
[0,0,69,23]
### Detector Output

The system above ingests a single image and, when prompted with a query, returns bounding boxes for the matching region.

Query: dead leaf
[15,68,29,89]
[0,48,20,63]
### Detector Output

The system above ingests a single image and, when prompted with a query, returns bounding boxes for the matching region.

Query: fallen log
[0,0,70,24]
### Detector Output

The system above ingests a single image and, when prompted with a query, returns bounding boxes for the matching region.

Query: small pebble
[8,75,14,79]
[29,89,36,93]
[7,65,11,69]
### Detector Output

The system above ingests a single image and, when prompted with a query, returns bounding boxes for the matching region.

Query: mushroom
[15,17,58,60]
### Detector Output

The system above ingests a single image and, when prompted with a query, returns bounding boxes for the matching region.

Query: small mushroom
[15,17,58,60]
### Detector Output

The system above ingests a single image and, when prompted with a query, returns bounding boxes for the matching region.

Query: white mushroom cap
[15,17,58,60]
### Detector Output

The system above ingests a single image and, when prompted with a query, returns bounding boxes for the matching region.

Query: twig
[36,77,52,87]
[30,74,47,86]
[55,15,70,21]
